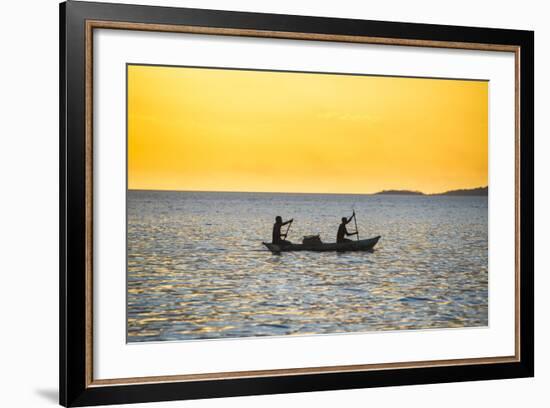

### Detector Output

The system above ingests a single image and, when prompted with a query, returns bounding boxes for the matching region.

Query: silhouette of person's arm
[344,215,354,224]
[282,218,293,226]
[344,215,358,235]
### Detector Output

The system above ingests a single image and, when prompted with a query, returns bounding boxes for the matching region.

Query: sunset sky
[127,65,488,194]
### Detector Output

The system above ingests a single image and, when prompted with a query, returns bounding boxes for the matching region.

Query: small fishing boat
[263,236,381,253]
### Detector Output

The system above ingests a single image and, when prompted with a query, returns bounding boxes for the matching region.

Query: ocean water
[127,190,488,342]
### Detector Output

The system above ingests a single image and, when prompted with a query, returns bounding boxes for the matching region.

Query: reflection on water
[127,191,488,342]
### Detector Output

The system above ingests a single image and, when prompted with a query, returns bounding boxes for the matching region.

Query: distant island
[375,186,488,196]
[439,186,488,196]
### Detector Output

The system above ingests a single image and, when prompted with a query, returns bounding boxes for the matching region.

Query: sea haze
[127,190,488,342]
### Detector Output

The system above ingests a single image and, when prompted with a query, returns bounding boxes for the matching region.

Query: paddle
[283,219,293,240]
[352,209,360,241]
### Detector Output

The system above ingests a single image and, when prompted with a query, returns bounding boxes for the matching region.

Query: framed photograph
[60,1,534,406]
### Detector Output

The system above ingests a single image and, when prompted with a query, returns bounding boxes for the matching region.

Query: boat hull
[263,236,381,253]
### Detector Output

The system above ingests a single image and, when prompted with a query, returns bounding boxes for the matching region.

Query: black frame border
[60,1,534,406]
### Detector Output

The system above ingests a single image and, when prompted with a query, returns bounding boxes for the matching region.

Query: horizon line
[127,185,488,196]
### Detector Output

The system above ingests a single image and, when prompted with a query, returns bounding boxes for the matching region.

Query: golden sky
[128,65,488,194]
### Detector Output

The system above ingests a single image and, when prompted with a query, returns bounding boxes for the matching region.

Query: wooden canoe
[263,236,381,253]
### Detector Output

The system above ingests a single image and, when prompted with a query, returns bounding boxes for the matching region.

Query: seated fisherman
[337,214,358,243]
[272,216,293,245]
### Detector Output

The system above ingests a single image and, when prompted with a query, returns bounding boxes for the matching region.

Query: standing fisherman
[272,216,293,245]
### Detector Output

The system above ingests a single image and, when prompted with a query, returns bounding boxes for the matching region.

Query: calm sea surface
[127,191,488,342]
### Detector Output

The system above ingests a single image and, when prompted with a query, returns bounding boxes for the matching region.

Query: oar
[352,209,360,241]
[283,219,293,240]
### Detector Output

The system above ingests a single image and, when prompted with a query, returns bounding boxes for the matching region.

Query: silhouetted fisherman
[272,216,293,245]
[337,214,358,243]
